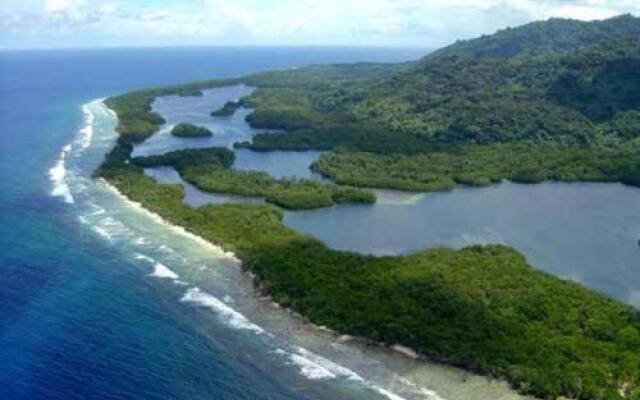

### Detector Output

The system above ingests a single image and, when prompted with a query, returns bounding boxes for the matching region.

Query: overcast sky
[1,0,638,49]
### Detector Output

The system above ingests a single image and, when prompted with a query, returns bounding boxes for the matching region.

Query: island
[211,100,242,117]
[170,123,213,138]
[97,15,640,400]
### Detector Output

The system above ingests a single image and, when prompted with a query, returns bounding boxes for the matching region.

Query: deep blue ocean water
[0,47,456,400]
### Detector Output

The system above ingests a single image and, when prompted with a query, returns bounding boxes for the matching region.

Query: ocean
[0,47,445,400]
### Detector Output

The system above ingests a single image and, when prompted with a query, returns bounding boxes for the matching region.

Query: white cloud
[46,0,76,13]
[0,0,638,48]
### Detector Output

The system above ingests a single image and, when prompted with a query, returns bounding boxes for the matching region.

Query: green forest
[131,148,375,210]
[96,15,640,400]
[312,142,640,191]
[211,100,242,117]
[170,123,213,138]
[96,144,640,400]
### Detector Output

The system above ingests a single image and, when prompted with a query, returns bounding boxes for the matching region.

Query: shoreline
[97,80,640,398]
[99,178,441,364]
[98,177,521,400]
[100,178,240,263]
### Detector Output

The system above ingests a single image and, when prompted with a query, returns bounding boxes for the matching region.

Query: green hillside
[430,14,640,59]
[232,15,640,190]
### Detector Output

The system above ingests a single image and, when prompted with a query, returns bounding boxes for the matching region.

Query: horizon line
[0,44,434,52]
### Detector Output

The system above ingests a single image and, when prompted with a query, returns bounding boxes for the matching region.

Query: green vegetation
[312,142,640,191]
[211,100,242,117]
[96,15,640,399]
[97,141,640,400]
[181,167,374,209]
[131,147,375,210]
[170,123,213,138]
[228,16,640,191]
[103,78,240,145]
[430,14,640,59]
[131,147,234,169]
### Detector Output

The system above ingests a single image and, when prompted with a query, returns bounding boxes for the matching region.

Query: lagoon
[144,85,640,309]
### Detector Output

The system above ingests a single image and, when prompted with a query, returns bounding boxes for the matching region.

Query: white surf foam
[157,244,175,254]
[279,346,447,399]
[181,287,264,334]
[75,102,95,152]
[92,225,113,241]
[84,203,106,217]
[293,347,364,381]
[49,144,74,204]
[275,346,364,381]
[372,386,408,400]
[95,216,134,239]
[134,253,154,262]
[134,237,150,245]
[395,378,447,400]
[101,179,240,264]
[49,98,106,205]
[287,352,336,380]
[99,216,119,227]
[134,253,181,280]
[150,262,180,280]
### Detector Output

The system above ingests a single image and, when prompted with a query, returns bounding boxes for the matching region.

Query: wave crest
[181,287,265,334]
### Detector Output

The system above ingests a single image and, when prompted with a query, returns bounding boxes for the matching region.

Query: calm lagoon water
[144,85,640,310]
[133,84,325,181]
[3,47,537,400]
[285,183,640,306]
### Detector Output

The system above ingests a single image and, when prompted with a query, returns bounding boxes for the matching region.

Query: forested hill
[369,14,640,144]
[234,14,640,190]
[103,15,640,191]
[428,14,640,59]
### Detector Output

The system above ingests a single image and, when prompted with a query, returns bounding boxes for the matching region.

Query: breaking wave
[49,144,74,204]
[181,287,265,334]
[276,346,364,381]
[75,101,96,152]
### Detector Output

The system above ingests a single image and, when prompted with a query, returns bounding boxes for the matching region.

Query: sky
[0,0,639,49]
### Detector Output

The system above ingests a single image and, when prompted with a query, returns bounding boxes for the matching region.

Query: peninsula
[97,15,640,400]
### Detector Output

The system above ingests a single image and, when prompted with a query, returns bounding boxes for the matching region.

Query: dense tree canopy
[170,123,213,138]
[132,148,375,210]
[96,15,640,399]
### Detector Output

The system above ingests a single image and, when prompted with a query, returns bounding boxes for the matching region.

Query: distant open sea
[0,47,430,400]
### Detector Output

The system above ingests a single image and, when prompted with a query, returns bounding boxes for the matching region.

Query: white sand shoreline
[101,177,431,361]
